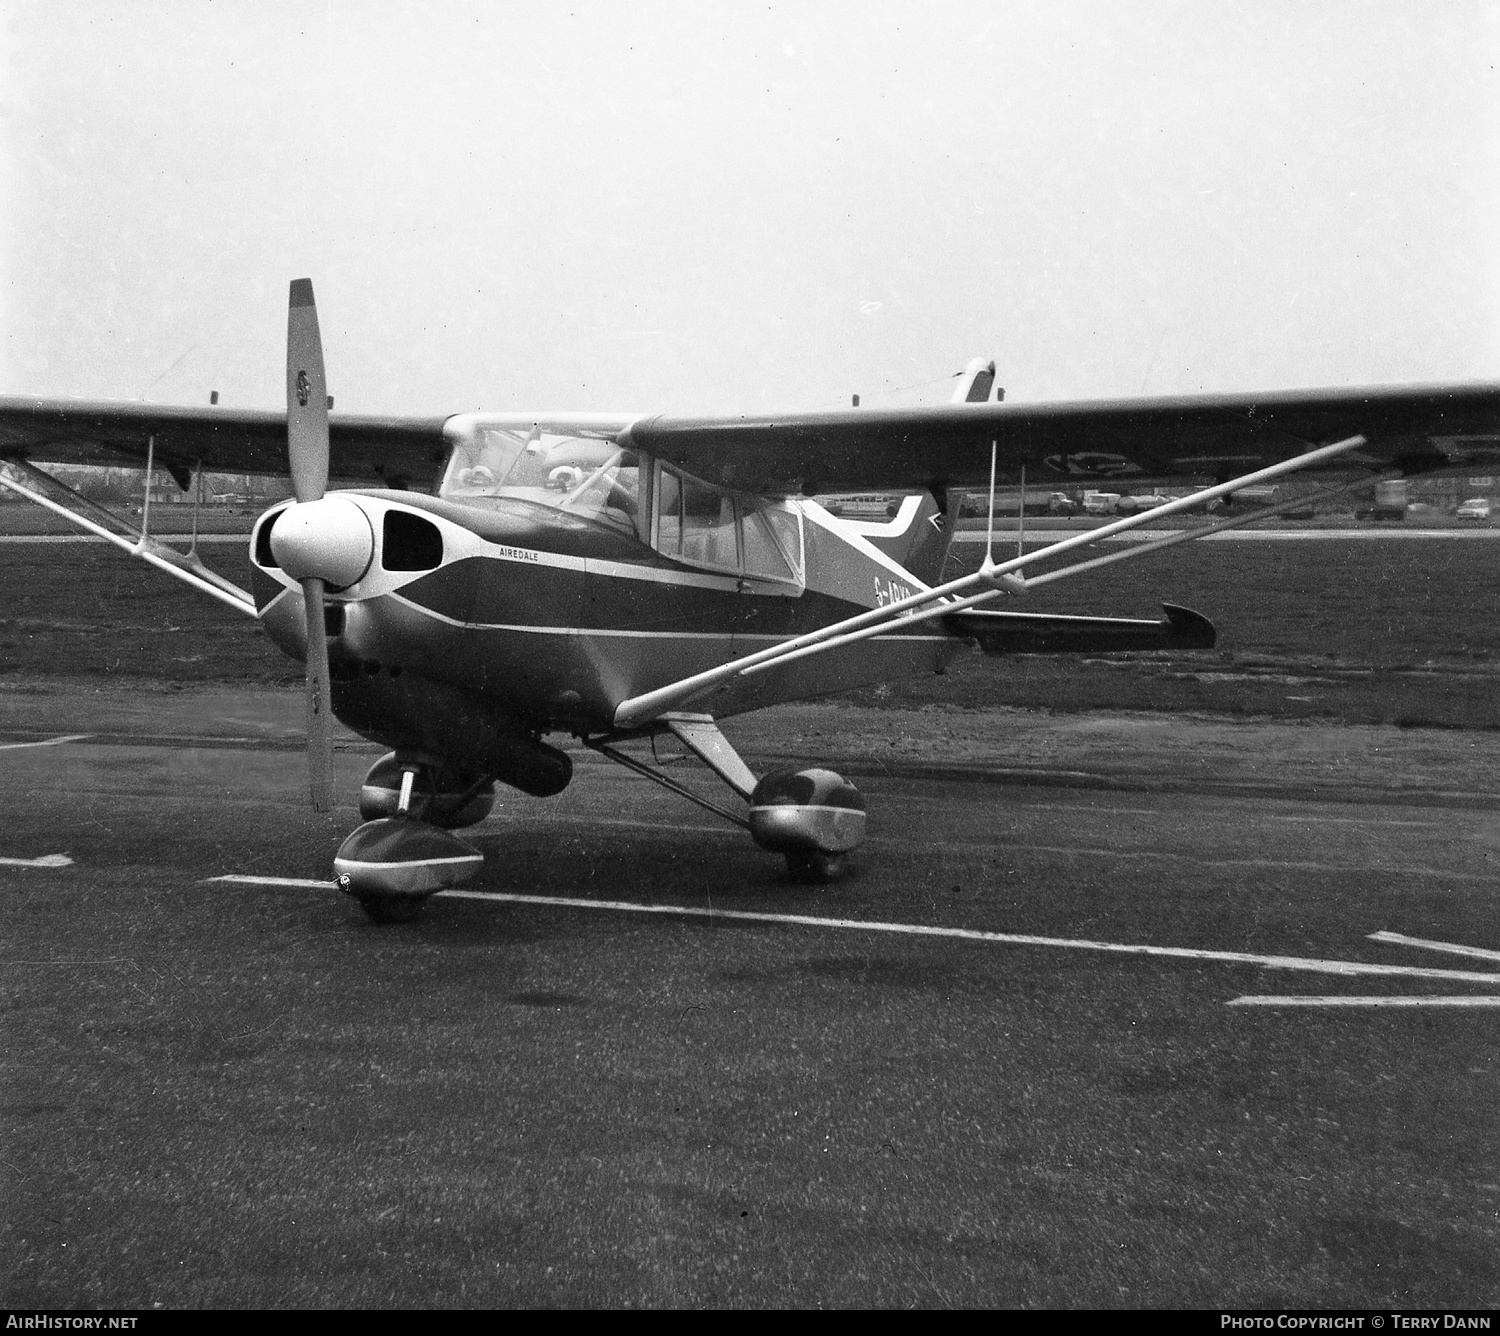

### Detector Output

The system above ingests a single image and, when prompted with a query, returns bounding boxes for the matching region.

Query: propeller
[285,278,334,812]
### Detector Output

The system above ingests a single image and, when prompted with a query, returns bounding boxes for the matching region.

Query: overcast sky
[3,1,1497,416]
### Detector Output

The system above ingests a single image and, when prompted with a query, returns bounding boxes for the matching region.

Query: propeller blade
[287,278,335,810]
[286,278,329,504]
[301,576,335,812]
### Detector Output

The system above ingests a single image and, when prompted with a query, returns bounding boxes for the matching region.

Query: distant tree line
[0,461,292,505]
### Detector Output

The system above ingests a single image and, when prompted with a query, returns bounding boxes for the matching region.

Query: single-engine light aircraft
[4,280,1499,921]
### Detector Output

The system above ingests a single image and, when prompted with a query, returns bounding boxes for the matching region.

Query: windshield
[440,429,641,537]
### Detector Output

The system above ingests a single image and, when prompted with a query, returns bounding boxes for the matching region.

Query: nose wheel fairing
[334,817,484,897]
[336,748,491,923]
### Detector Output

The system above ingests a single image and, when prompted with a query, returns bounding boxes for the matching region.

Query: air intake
[254,510,282,568]
[382,510,444,571]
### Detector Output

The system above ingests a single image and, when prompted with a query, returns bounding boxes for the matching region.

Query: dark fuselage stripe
[387,594,950,641]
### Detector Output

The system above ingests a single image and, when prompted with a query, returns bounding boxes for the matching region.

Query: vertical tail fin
[951,357,999,404]
[832,492,951,584]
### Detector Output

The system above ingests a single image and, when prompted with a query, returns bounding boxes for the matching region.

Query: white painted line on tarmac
[0,734,91,751]
[1013,803,1161,818]
[909,842,1497,882]
[1228,995,1500,1008]
[1278,814,1440,829]
[438,890,1500,986]
[210,874,330,888]
[208,874,1500,986]
[0,853,72,868]
[1368,930,1500,964]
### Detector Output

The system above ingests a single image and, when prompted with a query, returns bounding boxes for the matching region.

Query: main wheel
[785,850,846,884]
[356,892,428,924]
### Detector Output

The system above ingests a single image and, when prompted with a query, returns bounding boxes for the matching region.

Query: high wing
[0,396,451,490]
[623,382,1500,492]
[4,381,1500,496]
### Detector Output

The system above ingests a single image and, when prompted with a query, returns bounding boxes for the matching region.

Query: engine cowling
[748,767,866,855]
[359,751,496,829]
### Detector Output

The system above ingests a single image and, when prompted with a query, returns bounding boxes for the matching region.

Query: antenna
[134,435,156,551]
[139,345,199,398]
[978,440,1027,594]
[1016,465,1026,560]
[983,439,998,570]
[188,460,203,559]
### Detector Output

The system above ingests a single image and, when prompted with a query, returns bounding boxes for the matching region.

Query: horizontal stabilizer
[945,603,1215,655]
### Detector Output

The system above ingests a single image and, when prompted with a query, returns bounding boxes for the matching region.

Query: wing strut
[0,459,256,616]
[612,433,1368,728]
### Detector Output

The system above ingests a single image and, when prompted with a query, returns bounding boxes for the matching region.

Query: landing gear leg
[585,719,868,887]
[351,765,430,921]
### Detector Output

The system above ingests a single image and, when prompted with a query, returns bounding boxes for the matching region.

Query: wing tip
[289,278,316,309]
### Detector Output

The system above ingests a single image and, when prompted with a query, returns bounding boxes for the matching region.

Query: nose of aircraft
[269,496,375,589]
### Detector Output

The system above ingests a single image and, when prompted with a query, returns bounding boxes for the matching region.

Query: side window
[657,469,682,557]
[653,464,803,586]
[741,509,792,581]
[742,501,803,584]
[681,478,738,570]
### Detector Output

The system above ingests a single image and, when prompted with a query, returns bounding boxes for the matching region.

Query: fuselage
[250,430,965,760]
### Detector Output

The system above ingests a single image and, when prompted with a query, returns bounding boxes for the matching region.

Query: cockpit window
[439,430,802,586]
[440,429,641,537]
[559,451,640,530]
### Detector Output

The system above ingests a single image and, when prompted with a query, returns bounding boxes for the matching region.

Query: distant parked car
[1456,498,1492,520]
[1230,485,1282,506]
[1081,491,1121,515]
[1046,492,1078,515]
[1116,492,1170,515]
